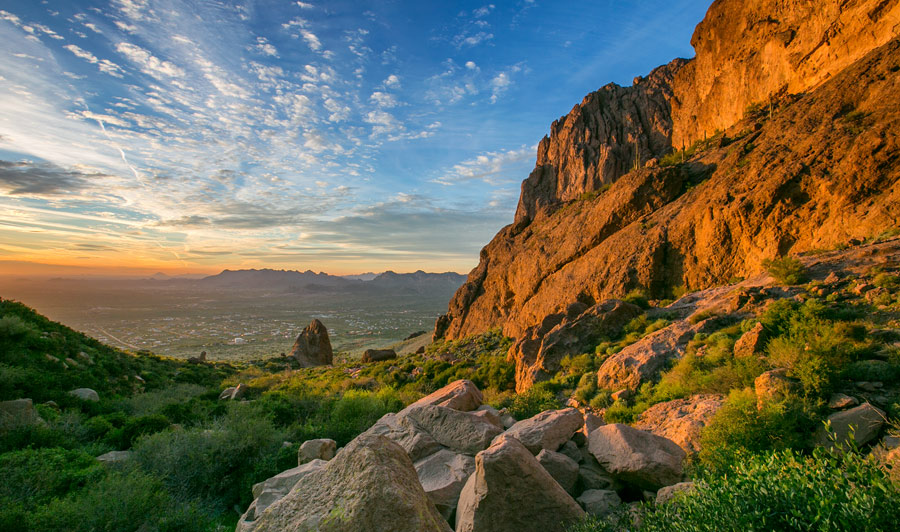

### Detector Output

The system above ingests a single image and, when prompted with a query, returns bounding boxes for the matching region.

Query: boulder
[298,438,336,465]
[577,489,622,516]
[96,450,132,464]
[581,412,605,438]
[363,412,442,462]
[577,453,616,491]
[0,398,42,431]
[361,349,397,363]
[815,402,886,448]
[68,388,100,402]
[290,319,333,368]
[559,440,582,464]
[633,394,723,454]
[252,434,451,532]
[828,393,859,410]
[505,408,585,454]
[509,300,642,392]
[588,424,686,490]
[733,322,766,358]
[415,449,476,521]
[403,405,504,455]
[655,481,695,505]
[536,449,580,494]
[238,459,328,531]
[473,405,503,428]
[596,321,696,391]
[754,369,799,409]
[455,435,585,532]
[407,380,483,412]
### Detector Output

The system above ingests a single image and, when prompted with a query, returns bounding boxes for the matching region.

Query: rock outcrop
[633,394,723,455]
[291,319,333,368]
[361,348,397,363]
[509,300,642,392]
[455,435,585,532]
[68,388,100,402]
[435,0,900,348]
[596,320,697,391]
[251,434,451,532]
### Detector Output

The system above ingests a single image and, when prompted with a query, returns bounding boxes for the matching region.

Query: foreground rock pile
[237,380,692,532]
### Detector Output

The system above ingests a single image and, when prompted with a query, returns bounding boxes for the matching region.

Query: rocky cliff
[436,0,900,351]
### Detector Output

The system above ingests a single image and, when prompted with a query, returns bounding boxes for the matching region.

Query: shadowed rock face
[291,319,333,367]
[436,0,900,343]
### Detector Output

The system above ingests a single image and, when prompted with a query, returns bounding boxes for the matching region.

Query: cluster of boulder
[237,380,695,532]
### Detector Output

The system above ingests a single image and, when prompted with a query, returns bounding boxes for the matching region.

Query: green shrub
[571,373,597,404]
[133,402,287,510]
[569,446,900,531]
[623,289,650,309]
[762,256,808,285]
[874,273,900,291]
[504,383,561,420]
[698,388,814,471]
[28,470,213,532]
[0,448,103,511]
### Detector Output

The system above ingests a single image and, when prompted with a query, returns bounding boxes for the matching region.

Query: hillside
[436,0,900,344]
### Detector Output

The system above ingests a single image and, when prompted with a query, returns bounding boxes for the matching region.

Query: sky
[0,0,709,277]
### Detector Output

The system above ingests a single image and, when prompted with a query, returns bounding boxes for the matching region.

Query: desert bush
[293,388,405,446]
[762,256,808,285]
[573,373,598,404]
[570,445,900,531]
[698,388,814,471]
[500,383,561,420]
[133,402,287,510]
[27,470,214,532]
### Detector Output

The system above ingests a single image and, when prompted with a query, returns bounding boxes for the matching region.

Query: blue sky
[0,0,708,275]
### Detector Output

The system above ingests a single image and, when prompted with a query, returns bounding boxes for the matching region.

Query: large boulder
[403,405,504,455]
[361,349,397,363]
[509,300,642,392]
[815,402,886,448]
[237,459,327,531]
[588,424,686,490]
[455,435,585,532]
[298,438,336,465]
[596,321,696,391]
[407,380,483,412]
[68,388,100,402]
[536,449,580,494]
[0,398,42,431]
[291,319,333,368]
[252,434,451,532]
[415,449,476,521]
[633,394,723,454]
[504,408,585,454]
